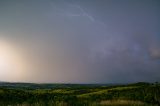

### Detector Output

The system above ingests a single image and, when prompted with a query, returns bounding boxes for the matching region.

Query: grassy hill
[0,82,159,106]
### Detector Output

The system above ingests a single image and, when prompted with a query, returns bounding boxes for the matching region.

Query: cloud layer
[0,0,160,83]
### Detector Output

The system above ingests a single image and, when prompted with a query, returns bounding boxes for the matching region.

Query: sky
[0,0,160,83]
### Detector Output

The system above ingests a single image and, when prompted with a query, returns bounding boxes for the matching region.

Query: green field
[0,82,159,106]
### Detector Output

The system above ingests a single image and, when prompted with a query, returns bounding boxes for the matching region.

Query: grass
[0,82,159,106]
[100,100,152,106]
[78,86,139,98]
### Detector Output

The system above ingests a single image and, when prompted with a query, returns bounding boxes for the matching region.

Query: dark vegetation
[0,82,159,106]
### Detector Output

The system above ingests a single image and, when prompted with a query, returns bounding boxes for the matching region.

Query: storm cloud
[0,0,160,83]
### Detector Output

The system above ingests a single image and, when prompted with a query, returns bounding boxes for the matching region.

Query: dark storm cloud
[0,0,160,83]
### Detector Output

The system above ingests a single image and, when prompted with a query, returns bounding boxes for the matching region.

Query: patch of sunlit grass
[100,100,149,106]
[78,86,139,98]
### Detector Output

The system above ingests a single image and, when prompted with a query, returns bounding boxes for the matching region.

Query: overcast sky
[0,0,160,83]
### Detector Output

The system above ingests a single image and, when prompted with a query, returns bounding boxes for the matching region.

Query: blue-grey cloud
[0,0,160,83]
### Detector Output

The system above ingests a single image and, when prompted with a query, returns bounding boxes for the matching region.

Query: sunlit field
[0,82,159,106]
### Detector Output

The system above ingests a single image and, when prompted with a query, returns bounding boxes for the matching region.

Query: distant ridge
[0,81,158,90]
[0,81,116,89]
